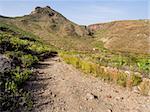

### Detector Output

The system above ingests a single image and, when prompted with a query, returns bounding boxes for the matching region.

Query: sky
[0,0,149,25]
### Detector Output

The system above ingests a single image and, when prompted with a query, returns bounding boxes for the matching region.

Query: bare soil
[27,57,150,112]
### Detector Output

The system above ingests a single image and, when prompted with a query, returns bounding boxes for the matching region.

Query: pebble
[86,93,98,100]
[113,90,119,93]
[115,96,124,101]
[132,86,140,93]
[86,93,94,100]
[106,95,112,99]
[107,109,112,112]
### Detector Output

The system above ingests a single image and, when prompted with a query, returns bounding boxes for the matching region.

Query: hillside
[0,6,93,51]
[0,22,56,111]
[89,20,150,54]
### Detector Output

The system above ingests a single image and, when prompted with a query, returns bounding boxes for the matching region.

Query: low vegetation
[0,23,55,111]
[60,51,149,94]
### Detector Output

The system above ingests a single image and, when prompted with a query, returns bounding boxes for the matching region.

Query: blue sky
[0,0,149,25]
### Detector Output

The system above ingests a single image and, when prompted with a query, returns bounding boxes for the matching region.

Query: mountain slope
[0,6,92,51]
[0,22,55,111]
[89,20,150,54]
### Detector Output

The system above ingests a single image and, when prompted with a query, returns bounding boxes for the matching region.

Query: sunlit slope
[89,20,150,54]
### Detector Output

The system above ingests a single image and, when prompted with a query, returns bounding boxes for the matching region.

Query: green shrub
[131,75,142,86]
[12,67,32,85]
[90,63,99,75]
[111,55,127,68]
[137,58,150,74]
[101,72,111,81]
[80,60,92,73]
[21,54,39,67]
[69,56,80,68]
[62,55,71,64]
[5,51,23,58]
[28,43,50,54]
[10,37,29,51]
[116,73,127,87]
[1,90,33,111]
[95,66,105,77]
[5,81,17,93]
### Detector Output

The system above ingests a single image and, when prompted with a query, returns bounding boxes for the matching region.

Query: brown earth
[27,56,150,112]
[89,20,150,54]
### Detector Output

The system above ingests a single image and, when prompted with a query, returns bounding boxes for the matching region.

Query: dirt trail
[27,57,150,112]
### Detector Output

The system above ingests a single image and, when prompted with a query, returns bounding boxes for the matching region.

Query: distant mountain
[88,20,150,54]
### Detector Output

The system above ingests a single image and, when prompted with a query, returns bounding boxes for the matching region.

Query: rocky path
[27,57,150,112]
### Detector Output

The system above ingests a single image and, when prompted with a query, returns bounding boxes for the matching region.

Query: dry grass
[90,20,150,54]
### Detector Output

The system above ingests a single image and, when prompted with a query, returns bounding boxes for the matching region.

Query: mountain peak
[1,6,91,37]
[35,6,52,10]
[31,6,55,16]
